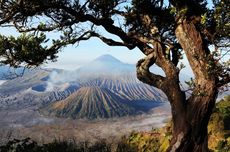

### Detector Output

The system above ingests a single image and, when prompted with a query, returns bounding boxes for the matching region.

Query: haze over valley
[0,55,170,144]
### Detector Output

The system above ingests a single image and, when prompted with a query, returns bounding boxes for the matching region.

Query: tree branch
[90,32,134,48]
[136,52,166,90]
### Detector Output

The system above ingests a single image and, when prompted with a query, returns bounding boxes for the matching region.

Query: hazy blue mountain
[75,54,134,77]
[42,55,167,119]
[0,55,168,119]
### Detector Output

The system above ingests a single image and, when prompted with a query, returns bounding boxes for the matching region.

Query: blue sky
[45,38,145,70]
[0,26,145,70]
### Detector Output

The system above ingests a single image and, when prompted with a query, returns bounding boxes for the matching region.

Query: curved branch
[90,32,134,48]
[136,52,166,90]
[59,31,134,48]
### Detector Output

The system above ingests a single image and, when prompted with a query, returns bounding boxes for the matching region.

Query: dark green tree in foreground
[0,0,229,151]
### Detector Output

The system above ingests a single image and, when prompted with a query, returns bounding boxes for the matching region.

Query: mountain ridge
[41,55,167,119]
[0,54,168,120]
[41,86,139,119]
[75,54,134,75]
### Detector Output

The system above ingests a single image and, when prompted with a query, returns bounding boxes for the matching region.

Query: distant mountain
[42,55,167,119]
[0,55,168,119]
[75,55,134,77]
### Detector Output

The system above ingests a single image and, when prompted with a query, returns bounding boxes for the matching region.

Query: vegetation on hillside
[208,95,230,151]
[0,139,112,152]
[125,95,230,152]
[1,95,229,152]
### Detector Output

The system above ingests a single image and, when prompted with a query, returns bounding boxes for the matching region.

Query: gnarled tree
[0,0,229,151]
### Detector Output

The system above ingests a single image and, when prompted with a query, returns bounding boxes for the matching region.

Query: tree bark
[167,87,217,152]
[166,19,219,152]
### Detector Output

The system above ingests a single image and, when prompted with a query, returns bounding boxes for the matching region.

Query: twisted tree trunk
[136,18,219,152]
[166,19,218,152]
[167,83,217,152]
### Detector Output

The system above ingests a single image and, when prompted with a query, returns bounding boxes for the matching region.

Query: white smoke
[45,70,80,92]
[44,55,138,92]
[45,82,55,92]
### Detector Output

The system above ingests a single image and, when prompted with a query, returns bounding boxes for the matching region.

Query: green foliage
[0,139,112,152]
[216,140,230,152]
[116,137,137,152]
[0,138,43,152]
[127,131,161,152]
[178,63,186,70]
[216,96,230,130]
[185,78,196,89]
[212,0,230,41]
[124,122,172,152]
[201,13,207,25]
[88,0,120,17]
[0,33,58,67]
[169,7,176,15]
[208,95,230,151]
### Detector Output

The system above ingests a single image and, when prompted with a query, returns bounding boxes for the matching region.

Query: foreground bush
[0,138,138,152]
[0,139,112,152]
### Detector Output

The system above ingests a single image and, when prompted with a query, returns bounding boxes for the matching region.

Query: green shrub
[216,140,230,152]
[0,138,43,152]
[0,138,113,152]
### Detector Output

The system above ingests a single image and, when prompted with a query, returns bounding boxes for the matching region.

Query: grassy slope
[125,95,230,152]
